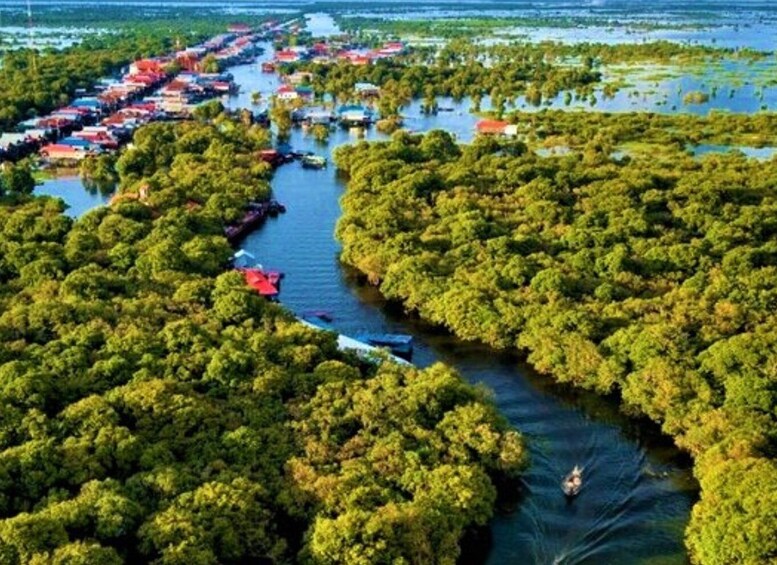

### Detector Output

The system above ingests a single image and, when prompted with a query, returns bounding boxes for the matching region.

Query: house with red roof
[228,23,252,34]
[242,268,279,298]
[130,59,166,74]
[277,84,299,101]
[476,119,510,135]
[276,49,301,63]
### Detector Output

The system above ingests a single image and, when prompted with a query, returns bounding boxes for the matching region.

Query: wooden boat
[301,154,327,169]
[562,465,583,497]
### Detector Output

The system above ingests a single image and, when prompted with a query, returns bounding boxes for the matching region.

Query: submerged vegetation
[337,15,717,39]
[335,125,777,564]
[79,154,119,191]
[287,40,604,114]
[0,116,527,563]
[488,109,777,154]
[283,37,772,116]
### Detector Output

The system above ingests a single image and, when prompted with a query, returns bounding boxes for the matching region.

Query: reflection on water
[33,174,113,217]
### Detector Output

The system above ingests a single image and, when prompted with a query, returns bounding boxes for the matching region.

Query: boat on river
[562,466,583,497]
[301,154,327,169]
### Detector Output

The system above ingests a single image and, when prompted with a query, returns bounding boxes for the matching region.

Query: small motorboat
[301,154,327,169]
[562,465,583,497]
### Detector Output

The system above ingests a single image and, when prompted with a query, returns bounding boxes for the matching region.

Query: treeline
[337,16,713,39]
[287,42,602,115]
[334,128,777,564]
[0,116,527,563]
[0,8,272,28]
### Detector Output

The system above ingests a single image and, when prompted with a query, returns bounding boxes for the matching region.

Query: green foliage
[335,126,777,565]
[192,100,225,122]
[0,118,526,563]
[310,124,330,143]
[0,162,35,198]
[199,53,220,74]
[79,155,119,192]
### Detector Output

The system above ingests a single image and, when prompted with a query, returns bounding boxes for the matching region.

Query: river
[33,31,699,565]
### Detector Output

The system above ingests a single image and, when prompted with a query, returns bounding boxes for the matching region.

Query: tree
[0,162,35,196]
[199,53,219,74]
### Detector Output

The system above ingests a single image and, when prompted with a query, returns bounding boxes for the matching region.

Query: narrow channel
[229,39,697,565]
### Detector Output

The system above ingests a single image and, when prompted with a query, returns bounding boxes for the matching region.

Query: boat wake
[518,429,655,565]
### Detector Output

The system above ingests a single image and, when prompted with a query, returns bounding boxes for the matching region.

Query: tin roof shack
[355,82,380,98]
[286,71,314,86]
[305,109,335,125]
[70,97,105,115]
[243,268,279,298]
[258,149,284,168]
[71,129,119,150]
[228,23,252,34]
[295,85,314,101]
[338,105,372,127]
[130,59,167,74]
[275,49,303,64]
[338,51,371,66]
[276,85,300,101]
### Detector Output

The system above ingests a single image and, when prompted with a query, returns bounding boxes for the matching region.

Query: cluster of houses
[270,40,406,67]
[0,27,259,163]
[178,31,260,71]
[274,74,381,103]
[158,72,237,114]
[277,105,374,128]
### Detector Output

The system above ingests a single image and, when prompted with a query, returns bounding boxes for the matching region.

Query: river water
[32,30,706,565]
